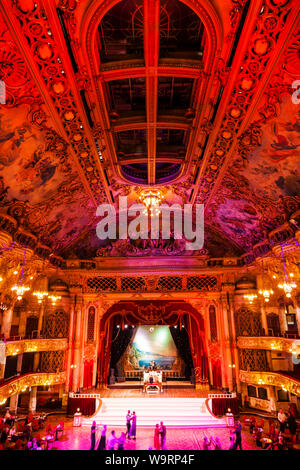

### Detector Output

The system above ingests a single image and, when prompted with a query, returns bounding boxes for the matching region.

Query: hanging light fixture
[33,291,49,304]
[278,242,297,298]
[11,284,30,301]
[139,188,164,217]
[11,246,30,301]
[48,295,61,306]
[244,293,258,304]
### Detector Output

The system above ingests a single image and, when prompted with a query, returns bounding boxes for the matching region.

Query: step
[81,397,227,428]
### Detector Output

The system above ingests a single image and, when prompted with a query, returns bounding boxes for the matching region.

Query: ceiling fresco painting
[0,0,298,262]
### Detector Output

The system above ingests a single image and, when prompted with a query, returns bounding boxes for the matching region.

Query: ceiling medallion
[138,188,164,217]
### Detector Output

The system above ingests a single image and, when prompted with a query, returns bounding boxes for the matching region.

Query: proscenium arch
[96,300,209,388]
[79,0,223,185]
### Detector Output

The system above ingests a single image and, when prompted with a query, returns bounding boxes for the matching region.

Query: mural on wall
[240,96,300,201]
[122,325,182,372]
[0,104,95,252]
[208,94,300,250]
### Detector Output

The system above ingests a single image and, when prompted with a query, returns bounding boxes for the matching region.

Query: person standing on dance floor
[129,411,137,440]
[126,410,131,438]
[234,420,243,450]
[97,424,107,450]
[228,429,235,450]
[90,421,97,450]
[159,421,166,450]
[118,432,126,450]
[154,424,161,450]
[107,430,117,450]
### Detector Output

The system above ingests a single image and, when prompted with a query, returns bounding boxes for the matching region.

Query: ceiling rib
[144,0,160,185]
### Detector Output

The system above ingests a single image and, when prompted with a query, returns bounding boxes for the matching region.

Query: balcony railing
[237,336,300,354]
[0,371,66,404]
[4,338,68,357]
[239,370,300,396]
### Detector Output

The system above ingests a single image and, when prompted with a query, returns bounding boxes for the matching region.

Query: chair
[32,419,39,432]
[56,421,64,439]
[46,423,52,434]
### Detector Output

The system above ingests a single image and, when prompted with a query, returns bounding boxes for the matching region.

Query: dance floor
[37,415,261,451]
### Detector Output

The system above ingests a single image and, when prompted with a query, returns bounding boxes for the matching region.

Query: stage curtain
[169,327,194,378]
[212,360,222,389]
[83,360,93,389]
[186,315,209,383]
[67,397,96,416]
[211,397,239,416]
[110,325,134,375]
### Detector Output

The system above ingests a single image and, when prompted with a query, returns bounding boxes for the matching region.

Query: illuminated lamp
[139,188,164,217]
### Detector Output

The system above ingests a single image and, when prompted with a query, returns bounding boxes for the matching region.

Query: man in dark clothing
[90,420,97,450]
[234,420,243,450]
[287,412,297,439]
[159,421,167,449]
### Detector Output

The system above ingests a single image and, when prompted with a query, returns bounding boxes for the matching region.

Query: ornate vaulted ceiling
[0,0,299,259]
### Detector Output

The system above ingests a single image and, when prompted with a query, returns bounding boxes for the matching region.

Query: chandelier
[11,285,30,301]
[244,293,258,304]
[278,243,297,298]
[48,295,61,306]
[33,291,49,304]
[258,289,274,302]
[139,188,164,217]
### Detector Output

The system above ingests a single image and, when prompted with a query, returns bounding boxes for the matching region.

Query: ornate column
[9,393,19,413]
[72,295,83,392]
[220,284,236,392]
[1,306,14,338]
[66,299,75,393]
[37,303,46,338]
[0,341,6,380]
[28,386,37,413]
[260,300,269,335]
[16,353,23,375]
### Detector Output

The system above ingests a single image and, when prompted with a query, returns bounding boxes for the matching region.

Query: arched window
[209,305,217,342]
[87,306,95,343]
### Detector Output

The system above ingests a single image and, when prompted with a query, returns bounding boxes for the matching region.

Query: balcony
[239,370,300,396]
[237,336,300,355]
[0,372,66,404]
[4,338,68,357]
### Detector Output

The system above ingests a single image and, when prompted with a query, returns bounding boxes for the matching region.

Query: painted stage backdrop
[118,325,185,375]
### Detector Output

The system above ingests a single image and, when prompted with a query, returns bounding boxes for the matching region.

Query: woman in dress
[118,432,126,450]
[129,411,136,440]
[97,424,107,450]
[154,424,161,450]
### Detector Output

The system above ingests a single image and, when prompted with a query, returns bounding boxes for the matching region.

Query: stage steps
[81,397,227,428]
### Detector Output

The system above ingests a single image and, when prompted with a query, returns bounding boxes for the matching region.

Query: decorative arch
[97,300,209,389]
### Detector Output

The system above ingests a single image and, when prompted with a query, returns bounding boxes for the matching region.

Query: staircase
[81,397,227,428]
